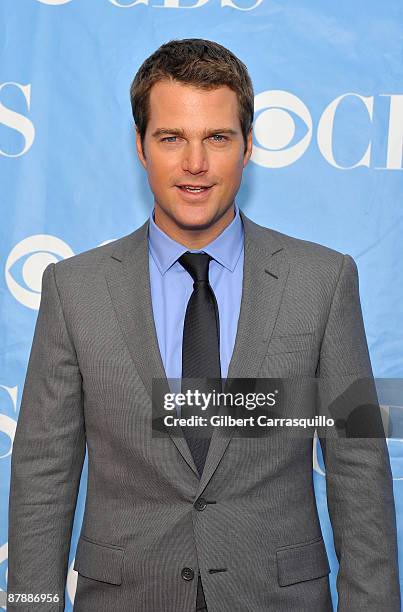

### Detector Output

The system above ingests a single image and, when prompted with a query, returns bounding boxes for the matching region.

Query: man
[7,38,400,611]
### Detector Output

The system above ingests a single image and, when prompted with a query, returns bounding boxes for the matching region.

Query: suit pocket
[73,535,125,585]
[276,536,330,587]
[266,332,315,355]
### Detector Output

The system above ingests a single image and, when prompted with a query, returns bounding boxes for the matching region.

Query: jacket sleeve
[7,262,86,611]
[317,254,401,611]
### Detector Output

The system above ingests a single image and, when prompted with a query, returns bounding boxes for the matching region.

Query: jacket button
[181,567,195,581]
[194,497,207,511]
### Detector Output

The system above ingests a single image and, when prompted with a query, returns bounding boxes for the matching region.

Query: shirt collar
[148,203,244,275]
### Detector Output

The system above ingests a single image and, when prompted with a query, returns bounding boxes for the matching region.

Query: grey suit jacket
[7,211,400,611]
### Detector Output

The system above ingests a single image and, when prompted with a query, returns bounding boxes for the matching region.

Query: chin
[175,214,215,230]
[173,207,218,229]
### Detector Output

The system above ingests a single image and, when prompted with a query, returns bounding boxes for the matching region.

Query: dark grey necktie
[178,252,221,476]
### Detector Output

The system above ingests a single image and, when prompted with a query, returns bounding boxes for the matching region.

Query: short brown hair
[130,38,254,155]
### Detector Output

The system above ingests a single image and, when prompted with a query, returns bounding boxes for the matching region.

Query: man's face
[136,80,252,234]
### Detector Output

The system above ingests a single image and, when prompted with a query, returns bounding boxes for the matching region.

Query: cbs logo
[5,235,74,310]
[5,236,115,309]
[252,90,403,170]
[36,0,262,9]
[2,85,402,168]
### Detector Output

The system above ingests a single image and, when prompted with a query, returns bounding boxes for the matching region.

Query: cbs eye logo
[251,89,403,169]
[0,385,18,461]
[5,235,74,310]
[251,91,312,168]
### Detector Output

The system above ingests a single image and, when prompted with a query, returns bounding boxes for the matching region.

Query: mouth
[176,184,214,192]
[175,184,215,200]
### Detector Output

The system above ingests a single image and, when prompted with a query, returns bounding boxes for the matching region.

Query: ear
[243,127,253,167]
[135,126,147,169]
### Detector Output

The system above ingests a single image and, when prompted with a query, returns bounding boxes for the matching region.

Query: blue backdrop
[1,0,402,609]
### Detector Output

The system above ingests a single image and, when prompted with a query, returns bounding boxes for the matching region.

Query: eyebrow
[151,128,238,138]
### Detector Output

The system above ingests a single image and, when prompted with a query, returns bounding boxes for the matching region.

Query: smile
[175,185,214,200]
[177,185,213,192]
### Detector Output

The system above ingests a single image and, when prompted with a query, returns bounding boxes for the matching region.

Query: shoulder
[241,213,355,285]
[49,220,148,282]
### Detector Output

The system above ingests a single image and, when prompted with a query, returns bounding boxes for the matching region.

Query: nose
[181,141,208,174]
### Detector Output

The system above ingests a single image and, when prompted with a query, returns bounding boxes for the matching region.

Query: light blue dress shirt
[148,204,244,397]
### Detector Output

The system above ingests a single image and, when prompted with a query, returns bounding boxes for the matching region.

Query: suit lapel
[104,211,290,489]
[197,211,290,494]
[104,219,199,477]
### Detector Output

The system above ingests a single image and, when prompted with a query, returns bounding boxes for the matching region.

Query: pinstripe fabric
[7,211,400,611]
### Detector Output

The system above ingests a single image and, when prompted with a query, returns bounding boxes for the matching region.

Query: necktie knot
[178,252,211,284]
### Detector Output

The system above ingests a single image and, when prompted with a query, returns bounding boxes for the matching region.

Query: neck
[153,205,236,249]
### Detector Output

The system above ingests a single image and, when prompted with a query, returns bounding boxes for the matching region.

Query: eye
[210,134,227,142]
[161,136,178,143]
